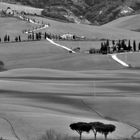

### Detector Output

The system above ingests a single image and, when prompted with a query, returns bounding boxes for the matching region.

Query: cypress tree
[133,40,136,52]
[128,40,132,51]
[7,35,10,42]
[4,35,7,42]
[19,36,21,42]
[138,42,140,51]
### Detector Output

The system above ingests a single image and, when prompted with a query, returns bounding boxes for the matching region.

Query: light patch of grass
[102,14,140,31]
[0,17,34,40]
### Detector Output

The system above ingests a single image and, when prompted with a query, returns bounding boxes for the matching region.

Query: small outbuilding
[5,7,14,15]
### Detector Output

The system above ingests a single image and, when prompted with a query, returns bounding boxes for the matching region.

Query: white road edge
[21,15,130,66]
[110,54,129,67]
[46,38,76,53]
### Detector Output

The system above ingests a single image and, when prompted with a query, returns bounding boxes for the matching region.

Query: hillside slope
[102,14,140,31]
[1,0,140,24]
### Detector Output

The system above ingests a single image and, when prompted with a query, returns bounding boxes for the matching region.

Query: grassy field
[0,17,35,41]
[102,14,140,31]
[0,12,140,140]
[0,40,123,70]
[55,41,102,52]
[0,68,139,140]
[117,52,140,68]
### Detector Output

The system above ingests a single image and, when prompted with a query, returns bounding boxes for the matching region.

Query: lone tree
[97,124,116,140]
[89,122,104,140]
[70,122,91,140]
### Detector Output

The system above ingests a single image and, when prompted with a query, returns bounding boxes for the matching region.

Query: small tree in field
[70,122,91,140]
[89,122,104,140]
[0,61,5,71]
[97,124,116,140]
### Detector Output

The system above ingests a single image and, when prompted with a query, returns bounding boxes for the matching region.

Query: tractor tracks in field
[0,114,21,140]
[80,98,140,139]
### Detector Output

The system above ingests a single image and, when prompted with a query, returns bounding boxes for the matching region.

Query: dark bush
[0,61,5,71]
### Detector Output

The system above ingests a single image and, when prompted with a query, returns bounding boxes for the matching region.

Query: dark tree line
[28,32,42,41]
[89,39,140,54]
[100,40,138,54]
[70,122,116,140]
[0,35,21,43]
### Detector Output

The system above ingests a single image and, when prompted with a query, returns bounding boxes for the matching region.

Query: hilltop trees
[70,122,116,140]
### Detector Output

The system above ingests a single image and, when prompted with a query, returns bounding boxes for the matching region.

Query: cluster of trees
[70,122,116,140]
[27,31,83,41]
[100,40,139,54]
[27,32,60,41]
[0,35,22,43]
[4,35,10,42]
[28,32,42,40]
[15,36,21,42]
[89,40,140,54]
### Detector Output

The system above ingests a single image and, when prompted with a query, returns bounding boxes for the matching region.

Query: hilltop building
[5,7,14,15]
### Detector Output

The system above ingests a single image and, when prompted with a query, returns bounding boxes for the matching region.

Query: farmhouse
[5,7,14,15]
[120,6,134,16]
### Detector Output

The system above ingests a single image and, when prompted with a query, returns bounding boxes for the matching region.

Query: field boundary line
[81,99,140,139]
[0,115,21,140]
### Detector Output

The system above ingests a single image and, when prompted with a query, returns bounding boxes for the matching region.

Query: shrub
[0,61,5,71]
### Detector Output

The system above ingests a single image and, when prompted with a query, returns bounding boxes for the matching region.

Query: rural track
[21,15,76,53]
[110,54,129,67]
[0,114,21,140]
[46,38,76,53]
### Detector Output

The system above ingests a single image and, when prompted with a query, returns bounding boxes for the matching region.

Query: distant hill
[1,0,140,25]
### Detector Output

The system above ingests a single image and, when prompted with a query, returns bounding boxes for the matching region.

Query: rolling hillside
[102,14,140,31]
[0,2,140,140]
[1,0,140,24]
